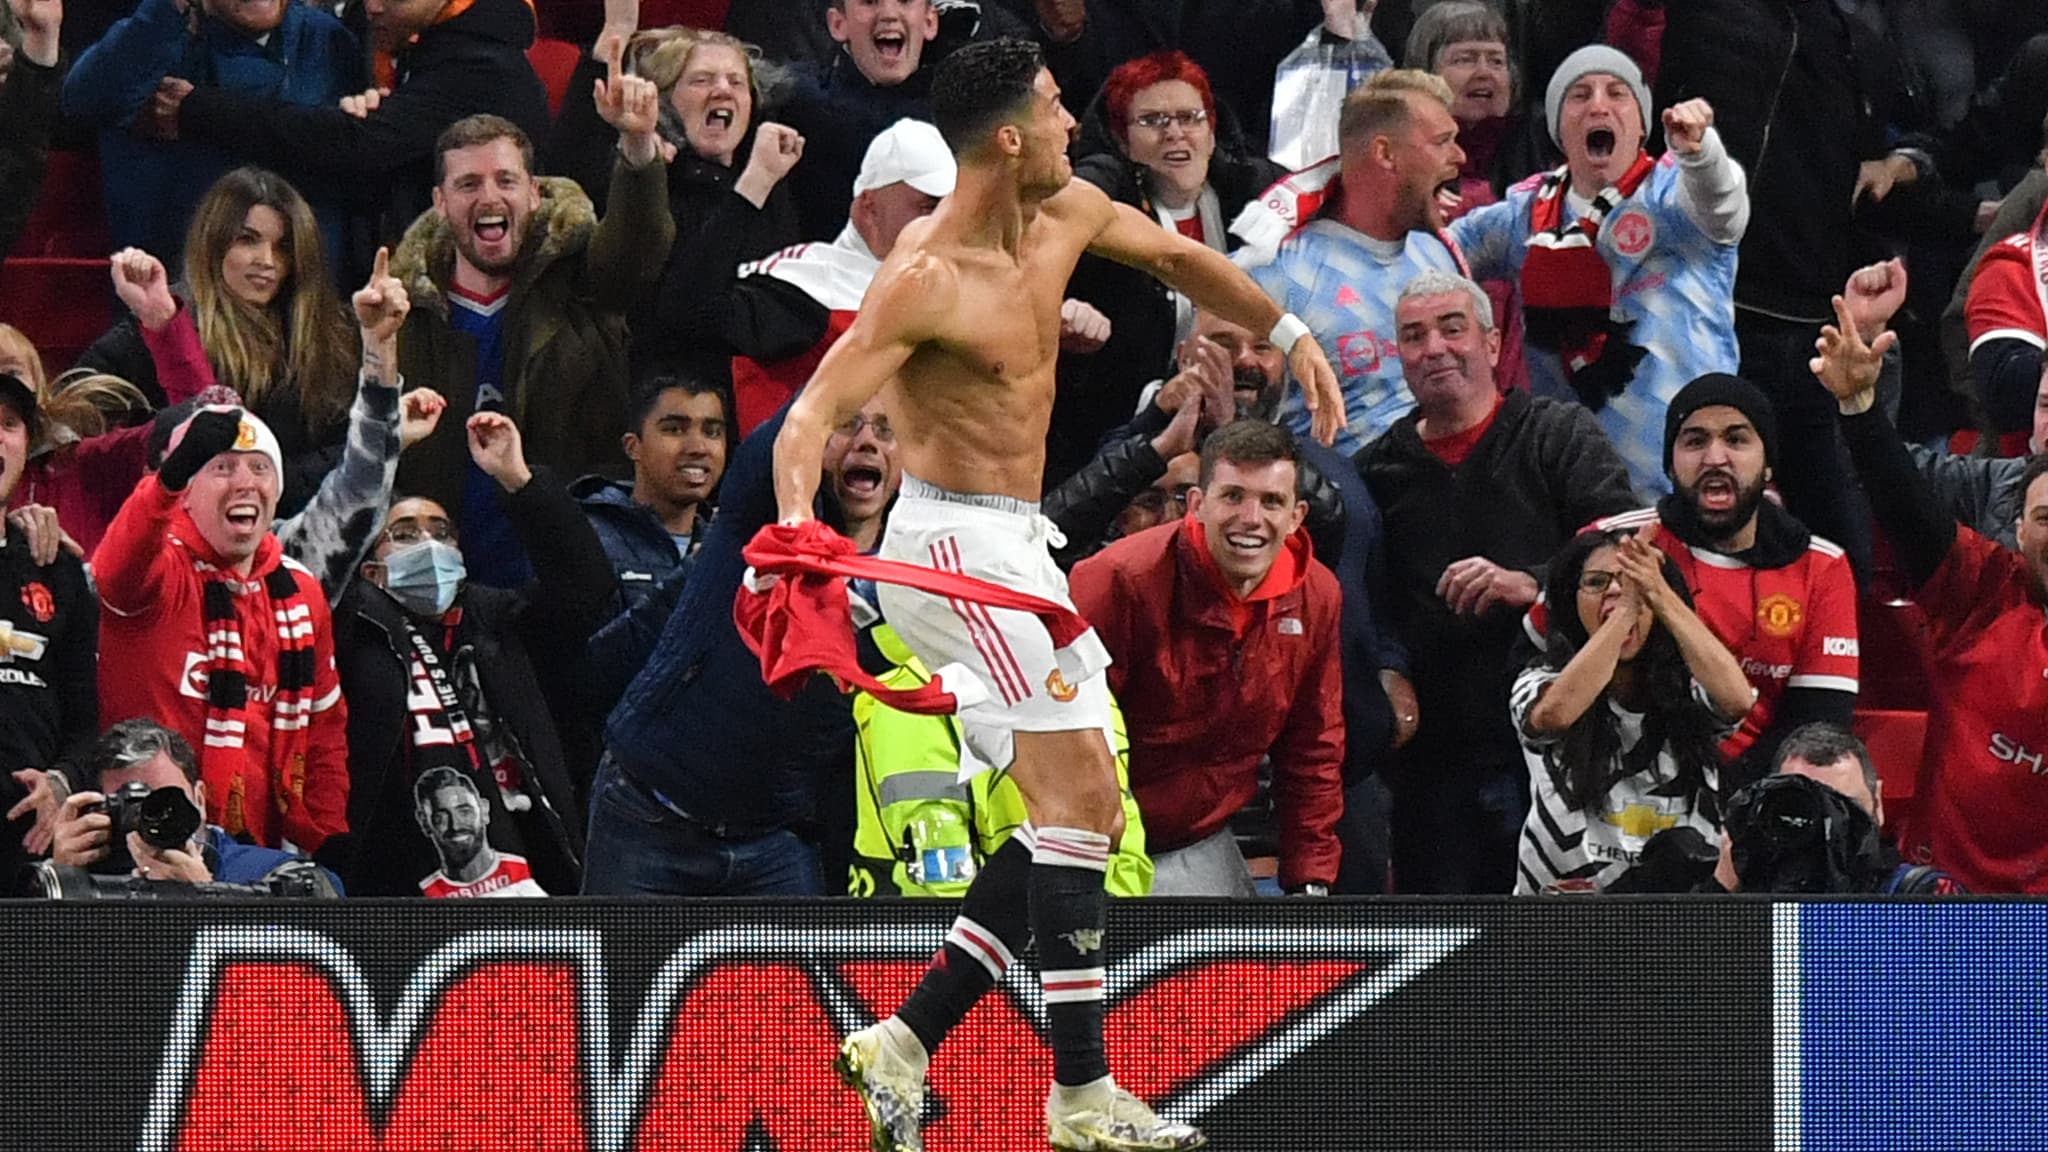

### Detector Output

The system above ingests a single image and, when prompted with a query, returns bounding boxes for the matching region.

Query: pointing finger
[1829,294,1861,344]
[603,33,625,88]
[372,245,390,282]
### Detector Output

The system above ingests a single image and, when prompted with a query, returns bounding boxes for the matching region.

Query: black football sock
[895,833,1033,1054]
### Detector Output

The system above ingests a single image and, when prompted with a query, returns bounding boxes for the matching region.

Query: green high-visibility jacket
[850,625,1152,898]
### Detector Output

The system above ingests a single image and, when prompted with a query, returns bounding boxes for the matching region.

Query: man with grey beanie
[1448,44,1748,500]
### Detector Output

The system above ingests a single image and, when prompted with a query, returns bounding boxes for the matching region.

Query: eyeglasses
[1577,570,1623,595]
[383,516,457,546]
[835,414,895,443]
[1131,109,1208,132]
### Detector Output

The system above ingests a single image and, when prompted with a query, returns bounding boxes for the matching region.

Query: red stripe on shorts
[944,537,1033,703]
[930,539,1026,705]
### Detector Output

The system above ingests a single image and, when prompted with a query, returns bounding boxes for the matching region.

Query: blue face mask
[381,538,466,617]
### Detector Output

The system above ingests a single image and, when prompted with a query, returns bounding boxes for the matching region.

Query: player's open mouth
[873,29,906,61]
[841,465,883,497]
[474,215,509,243]
[1586,128,1617,160]
[225,503,262,530]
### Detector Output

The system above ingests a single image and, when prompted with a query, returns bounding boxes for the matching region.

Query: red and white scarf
[1519,153,1657,409]
[189,544,318,839]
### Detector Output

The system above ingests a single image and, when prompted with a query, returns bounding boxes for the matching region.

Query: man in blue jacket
[573,374,730,615]
[62,0,360,267]
[582,401,872,896]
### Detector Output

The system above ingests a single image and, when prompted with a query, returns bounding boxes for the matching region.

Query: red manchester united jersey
[1896,529,2048,893]
[1524,507,1860,759]
[1965,232,2048,356]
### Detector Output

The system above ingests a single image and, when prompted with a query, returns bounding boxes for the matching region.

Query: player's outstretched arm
[1073,185,1347,445]
[773,251,952,524]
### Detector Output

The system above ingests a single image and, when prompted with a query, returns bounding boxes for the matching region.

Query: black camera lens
[135,786,203,852]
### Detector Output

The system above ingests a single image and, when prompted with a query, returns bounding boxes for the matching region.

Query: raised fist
[1660,99,1713,155]
[110,248,177,331]
[745,123,806,187]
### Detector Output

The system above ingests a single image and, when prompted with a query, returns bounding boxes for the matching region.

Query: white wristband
[1270,312,1311,351]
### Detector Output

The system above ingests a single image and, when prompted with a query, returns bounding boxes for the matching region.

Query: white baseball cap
[852,119,957,199]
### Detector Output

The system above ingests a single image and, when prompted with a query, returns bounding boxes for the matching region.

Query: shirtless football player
[770,38,1344,1152]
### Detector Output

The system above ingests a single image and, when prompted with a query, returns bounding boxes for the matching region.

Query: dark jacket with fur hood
[391,156,674,514]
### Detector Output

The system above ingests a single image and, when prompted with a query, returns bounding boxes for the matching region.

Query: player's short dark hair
[435,114,536,185]
[930,38,1045,154]
[413,765,478,811]
[1771,722,1880,798]
[1198,419,1300,488]
[93,719,198,785]
[2022,453,2048,512]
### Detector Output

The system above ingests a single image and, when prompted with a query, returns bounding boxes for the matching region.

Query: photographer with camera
[44,718,338,893]
[1712,723,1962,895]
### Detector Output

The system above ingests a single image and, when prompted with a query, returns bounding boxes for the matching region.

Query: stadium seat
[1852,708,1925,833]
[10,150,109,259]
[528,37,583,118]
[0,257,112,374]
[640,0,728,29]
[536,0,729,44]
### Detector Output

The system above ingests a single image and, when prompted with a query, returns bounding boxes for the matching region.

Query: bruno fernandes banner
[0,902,1771,1150]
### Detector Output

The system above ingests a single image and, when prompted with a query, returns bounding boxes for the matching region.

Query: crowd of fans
[3,0,2045,900]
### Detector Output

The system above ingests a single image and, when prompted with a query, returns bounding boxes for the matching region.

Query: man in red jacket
[1070,419,1345,895]
[96,406,349,855]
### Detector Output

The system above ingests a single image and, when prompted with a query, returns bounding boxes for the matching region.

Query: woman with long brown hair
[74,166,358,514]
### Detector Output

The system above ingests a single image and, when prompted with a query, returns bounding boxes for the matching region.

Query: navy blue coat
[603,406,851,831]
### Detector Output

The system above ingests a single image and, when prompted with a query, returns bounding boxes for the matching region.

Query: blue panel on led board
[1802,904,2048,1151]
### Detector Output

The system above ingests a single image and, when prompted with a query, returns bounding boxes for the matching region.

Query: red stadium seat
[1852,708,1926,833]
[0,257,112,374]
[639,0,727,29]
[536,0,728,44]
[528,37,584,118]
[10,150,109,259]
[1855,597,1932,711]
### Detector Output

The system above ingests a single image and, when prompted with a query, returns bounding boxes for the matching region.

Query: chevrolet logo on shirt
[1602,804,1679,839]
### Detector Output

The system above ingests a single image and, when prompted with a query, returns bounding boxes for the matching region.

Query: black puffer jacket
[1052,87,1282,485]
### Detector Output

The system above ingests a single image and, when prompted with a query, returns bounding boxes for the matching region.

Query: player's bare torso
[881,186,1101,504]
